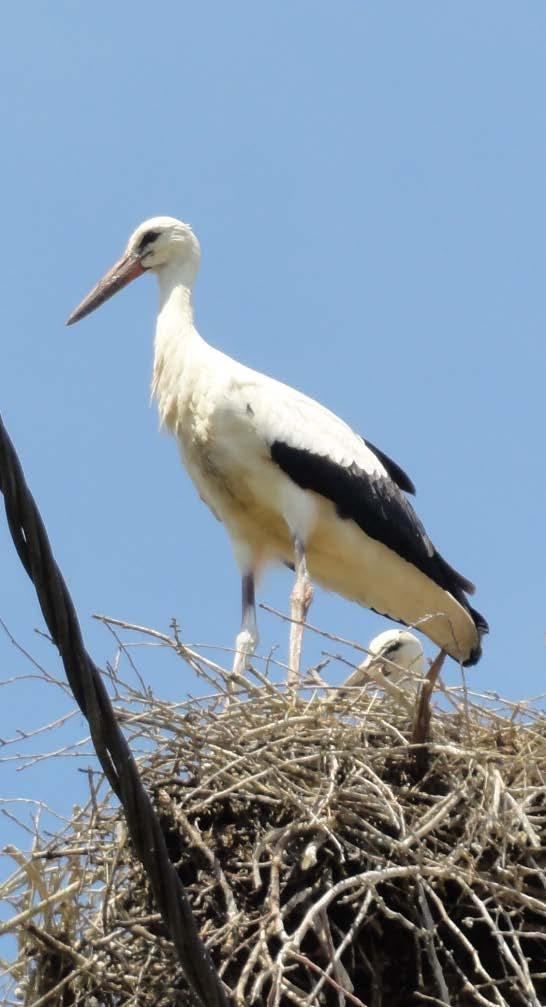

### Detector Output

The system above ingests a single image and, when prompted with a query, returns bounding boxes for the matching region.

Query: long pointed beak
[66,253,145,326]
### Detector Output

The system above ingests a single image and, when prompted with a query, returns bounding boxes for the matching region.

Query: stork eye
[381,642,402,659]
[138,229,161,253]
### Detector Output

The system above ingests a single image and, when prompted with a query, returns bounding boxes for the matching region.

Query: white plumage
[339,629,426,692]
[67,216,487,680]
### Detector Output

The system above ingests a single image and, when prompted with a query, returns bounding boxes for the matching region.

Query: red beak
[66,253,145,326]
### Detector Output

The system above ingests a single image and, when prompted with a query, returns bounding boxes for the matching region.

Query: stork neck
[156,259,196,327]
[152,260,202,429]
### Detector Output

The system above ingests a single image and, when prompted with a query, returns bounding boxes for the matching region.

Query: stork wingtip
[462,607,489,667]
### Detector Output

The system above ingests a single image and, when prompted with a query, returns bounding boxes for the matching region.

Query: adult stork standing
[67,216,487,683]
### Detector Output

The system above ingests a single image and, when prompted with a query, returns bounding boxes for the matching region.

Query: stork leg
[231,572,259,695]
[288,538,314,689]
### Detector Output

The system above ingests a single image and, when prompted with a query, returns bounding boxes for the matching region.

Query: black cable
[0,411,230,1007]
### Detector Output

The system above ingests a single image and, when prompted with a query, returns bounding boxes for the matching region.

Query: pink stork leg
[288,537,314,689]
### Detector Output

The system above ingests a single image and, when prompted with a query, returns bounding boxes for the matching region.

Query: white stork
[67,216,487,681]
[336,629,426,698]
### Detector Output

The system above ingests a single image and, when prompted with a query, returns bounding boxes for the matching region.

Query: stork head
[363,629,426,685]
[66,217,200,326]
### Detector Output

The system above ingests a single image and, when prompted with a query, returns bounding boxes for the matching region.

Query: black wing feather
[270,440,479,605]
[363,438,416,495]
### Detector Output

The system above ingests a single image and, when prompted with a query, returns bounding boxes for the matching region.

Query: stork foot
[233,627,258,676]
[225,571,259,703]
[228,626,259,704]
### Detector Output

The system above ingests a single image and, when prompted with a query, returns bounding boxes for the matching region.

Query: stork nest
[3,620,546,1007]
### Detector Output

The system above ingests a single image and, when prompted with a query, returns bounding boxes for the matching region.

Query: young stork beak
[66,252,145,326]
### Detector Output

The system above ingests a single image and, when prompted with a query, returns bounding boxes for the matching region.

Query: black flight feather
[363,438,416,495]
[270,440,488,654]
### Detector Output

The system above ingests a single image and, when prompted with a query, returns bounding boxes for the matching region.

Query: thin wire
[0,411,230,1007]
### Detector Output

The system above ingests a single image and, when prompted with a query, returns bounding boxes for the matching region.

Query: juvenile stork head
[66,217,200,325]
[330,628,427,706]
[361,629,426,687]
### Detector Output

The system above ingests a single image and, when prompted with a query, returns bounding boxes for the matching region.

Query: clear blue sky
[1,1,545,921]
